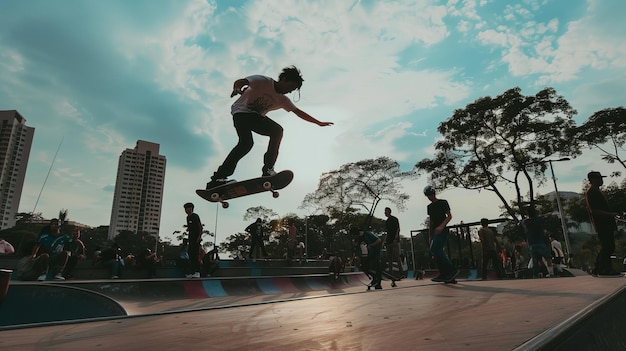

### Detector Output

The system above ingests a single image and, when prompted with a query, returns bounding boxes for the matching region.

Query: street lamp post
[547,158,572,256]
[305,216,308,259]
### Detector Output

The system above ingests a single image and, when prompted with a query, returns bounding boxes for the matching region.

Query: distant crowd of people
[3,168,621,283]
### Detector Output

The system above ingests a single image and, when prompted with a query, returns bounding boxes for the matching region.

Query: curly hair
[279,65,304,89]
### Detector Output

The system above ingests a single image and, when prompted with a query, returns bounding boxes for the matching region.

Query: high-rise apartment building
[0,110,35,230]
[108,140,166,240]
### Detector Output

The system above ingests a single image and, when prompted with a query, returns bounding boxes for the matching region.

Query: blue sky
[1,0,625,246]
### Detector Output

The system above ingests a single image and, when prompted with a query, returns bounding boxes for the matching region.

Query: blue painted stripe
[256,278,281,294]
[305,277,329,290]
[202,280,228,297]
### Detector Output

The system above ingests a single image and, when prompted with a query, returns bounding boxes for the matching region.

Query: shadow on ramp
[0,283,127,329]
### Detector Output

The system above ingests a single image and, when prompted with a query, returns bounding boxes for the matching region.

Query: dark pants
[368,249,382,286]
[142,259,157,278]
[101,259,121,278]
[214,113,283,178]
[595,230,616,274]
[430,228,455,276]
[287,239,296,260]
[188,241,200,274]
[64,255,79,276]
[249,237,268,259]
[482,250,504,279]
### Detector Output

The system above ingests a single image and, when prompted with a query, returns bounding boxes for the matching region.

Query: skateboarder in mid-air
[206,66,334,190]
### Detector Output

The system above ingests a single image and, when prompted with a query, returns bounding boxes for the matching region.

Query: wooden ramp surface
[1,276,625,351]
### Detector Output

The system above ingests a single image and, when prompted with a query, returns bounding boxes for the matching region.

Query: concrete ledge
[0,256,335,280]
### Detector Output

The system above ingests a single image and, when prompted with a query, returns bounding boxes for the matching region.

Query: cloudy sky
[1,0,625,246]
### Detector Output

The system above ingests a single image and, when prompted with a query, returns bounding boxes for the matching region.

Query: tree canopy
[572,107,626,176]
[301,156,414,228]
[414,87,581,222]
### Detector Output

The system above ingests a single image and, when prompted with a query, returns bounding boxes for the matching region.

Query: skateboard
[432,270,459,284]
[382,270,402,287]
[431,277,458,284]
[196,170,293,208]
[595,273,626,278]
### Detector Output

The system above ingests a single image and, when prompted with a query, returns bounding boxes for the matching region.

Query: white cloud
[1,0,624,246]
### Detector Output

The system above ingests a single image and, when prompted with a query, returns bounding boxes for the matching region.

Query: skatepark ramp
[515,279,626,350]
[0,283,127,328]
[0,272,371,329]
[61,272,371,301]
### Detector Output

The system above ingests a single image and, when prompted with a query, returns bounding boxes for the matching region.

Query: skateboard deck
[431,270,459,284]
[595,273,626,278]
[196,170,294,208]
[381,270,402,287]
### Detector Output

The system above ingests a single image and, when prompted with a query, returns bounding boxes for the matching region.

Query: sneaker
[206,178,236,190]
[431,275,445,282]
[374,285,382,289]
[111,275,119,279]
[262,168,277,177]
[37,274,47,281]
[190,272,201,279]
[185,274,193,279]
[53,273,65,281]
[444,269,460,283]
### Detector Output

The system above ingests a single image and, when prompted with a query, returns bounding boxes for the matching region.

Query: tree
[243,206,278,223]
[414,87,581,223]
[218,232,249,258]
[302,156,414,228]
[573,107,626,175]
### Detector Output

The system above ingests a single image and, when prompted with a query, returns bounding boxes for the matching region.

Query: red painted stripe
[272,277,300,293]
[183,280,209,298]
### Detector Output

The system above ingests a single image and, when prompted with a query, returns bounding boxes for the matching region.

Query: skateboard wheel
[210,193,220,201]
[222,202,229,209]
[272,191,279,198]
[263,181,272,190]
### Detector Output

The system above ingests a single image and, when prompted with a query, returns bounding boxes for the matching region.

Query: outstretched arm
[293,108,333,126]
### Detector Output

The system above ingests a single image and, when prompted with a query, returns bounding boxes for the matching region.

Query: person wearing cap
[184,202,203,279]
[423,185,459,282]
[585,171,620,276]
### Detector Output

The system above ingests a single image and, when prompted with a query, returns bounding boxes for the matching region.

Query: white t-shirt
[0,239,14,254]
[231,75,297,116]
[551,239,564,258]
